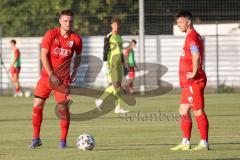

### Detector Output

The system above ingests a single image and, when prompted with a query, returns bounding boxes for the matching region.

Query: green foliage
[0,0,138,37]
[218,82,235,93]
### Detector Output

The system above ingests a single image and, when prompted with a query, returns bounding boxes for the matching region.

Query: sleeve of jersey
[41,30,52,50]
[189,39,200,55]
[14,49,20,59]
[75,36,83,55]
[103,35,110,61]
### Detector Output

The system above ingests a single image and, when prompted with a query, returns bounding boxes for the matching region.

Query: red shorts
[10,67,21,77]
[34,75,70,104]
[180,82,206,110]
[128,67,135,79]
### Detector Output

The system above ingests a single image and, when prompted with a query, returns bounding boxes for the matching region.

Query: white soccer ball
[24,90,32,97]
[76,133,95,150]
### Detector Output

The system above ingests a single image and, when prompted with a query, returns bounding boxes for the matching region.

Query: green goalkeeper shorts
[107,64,123,83]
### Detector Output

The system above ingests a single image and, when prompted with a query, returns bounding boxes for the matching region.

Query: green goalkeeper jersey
[103,32,124,67]
[107,33,123,66]
[11,49,21,68]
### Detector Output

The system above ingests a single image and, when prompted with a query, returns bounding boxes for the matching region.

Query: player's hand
[186,72,195,80]
[50,73,61,85]
[70,72,77,83]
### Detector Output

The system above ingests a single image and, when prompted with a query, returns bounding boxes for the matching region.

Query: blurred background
[0,0,240,95]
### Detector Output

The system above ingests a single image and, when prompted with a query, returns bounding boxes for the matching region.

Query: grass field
[0,93,240,160]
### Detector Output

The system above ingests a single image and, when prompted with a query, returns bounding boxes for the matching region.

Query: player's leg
[28,77,52,149]
[191,83,209,150]
[112,81,128,113]
[11,73,17,96]
[109,65,129,113]
[171,88,192,151]
[128,67,135,93]
[15,68,22,96]
[54,91,71,149]
[10,68,18,96]
[96,64,127,112]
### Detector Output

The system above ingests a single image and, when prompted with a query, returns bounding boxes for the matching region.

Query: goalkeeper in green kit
[95,16,129,114]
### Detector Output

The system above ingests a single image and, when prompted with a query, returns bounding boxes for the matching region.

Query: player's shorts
[127,66,135,79]
[180,82,206,110]
[34,75,70,104]
[107,64,123,83]
[10,67,21,77]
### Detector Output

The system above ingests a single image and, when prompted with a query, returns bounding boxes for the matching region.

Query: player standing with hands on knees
[28,9,82,149]
[170,10,209,151]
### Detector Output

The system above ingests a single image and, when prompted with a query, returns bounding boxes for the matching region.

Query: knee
[112,82,121,88]
[193,109,203,117]
[33,98,45,107]
[56,101,70,120]
[179,105,190,116]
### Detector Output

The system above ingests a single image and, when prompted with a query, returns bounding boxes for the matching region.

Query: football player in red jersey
[28,9,82,149]
[9,39,23,97]
[170,10,209,151]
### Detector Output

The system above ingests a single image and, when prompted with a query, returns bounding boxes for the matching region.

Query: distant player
[123,39,138,94]
[170,10,209,151]
[9,39,23,97]
[95,16,129,114]
[28,9,82,149]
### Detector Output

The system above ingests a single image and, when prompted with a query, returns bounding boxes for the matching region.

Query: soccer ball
[76,133,95,150]
[24,90,32,97]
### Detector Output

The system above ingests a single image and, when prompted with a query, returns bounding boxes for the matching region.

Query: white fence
[1,35,240,90]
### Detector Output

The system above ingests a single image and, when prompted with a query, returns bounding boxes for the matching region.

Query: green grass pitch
[0,93,240,160]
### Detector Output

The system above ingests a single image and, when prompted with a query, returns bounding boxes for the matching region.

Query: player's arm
[71,37,83,82]
[103,35,110,62]
[40,48,53,75]
[71,54,81,82]
[186,43,200,79]
[40,48,60,85]
[102,34,111,74]
[123,48,131,67]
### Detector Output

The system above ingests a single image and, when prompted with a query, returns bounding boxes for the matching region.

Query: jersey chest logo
[54,48,71,56]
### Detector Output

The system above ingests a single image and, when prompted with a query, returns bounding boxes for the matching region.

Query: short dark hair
[60,9,74,17]
[132,39,137,44]
[176,10,193,20]
[111,16,121,25]
[10,39,16,45]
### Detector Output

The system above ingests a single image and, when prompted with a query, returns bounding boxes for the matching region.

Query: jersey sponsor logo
[54,47,71,56]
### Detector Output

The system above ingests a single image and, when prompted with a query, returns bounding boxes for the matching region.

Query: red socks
[181,114,192,139]
[195,112,209,141]
[32,105,70,141]
[32,107,43,139]
[16,87,20,92]
[58,107,70,141]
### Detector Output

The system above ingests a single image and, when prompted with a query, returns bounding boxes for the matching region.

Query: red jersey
[41,27,82,77]
[179,29,207,88]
